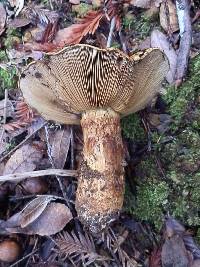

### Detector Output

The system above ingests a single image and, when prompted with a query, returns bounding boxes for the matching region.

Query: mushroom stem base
[75,108,125,233]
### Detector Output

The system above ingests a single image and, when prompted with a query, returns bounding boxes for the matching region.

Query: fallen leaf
[15,100,34,122]
[54,10,104,46]
[161,235,189,267]
[0,99,14,118]
[0,3,6,36]
[49,127,72,169]
[25,202,72,236]
[22,42,58,52]
[151,29,177,84]
[20,195,57,228]
[149,247,161,267]
[160,0,179,33]
[5,201,72,236]
[0,162,5,176]
[8,17,31,28]
[3,142,45,176]
[3,121,29,132]
[0,129,8,157]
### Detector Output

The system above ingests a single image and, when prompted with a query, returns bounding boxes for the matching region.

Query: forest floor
[0,0,200,266]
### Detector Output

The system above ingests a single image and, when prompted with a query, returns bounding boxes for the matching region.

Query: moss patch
[124,55,200,231]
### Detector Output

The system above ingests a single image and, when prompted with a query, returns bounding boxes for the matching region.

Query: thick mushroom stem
[75,108,125,233]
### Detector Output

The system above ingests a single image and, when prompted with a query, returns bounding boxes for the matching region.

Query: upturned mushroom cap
[20,44,169,122]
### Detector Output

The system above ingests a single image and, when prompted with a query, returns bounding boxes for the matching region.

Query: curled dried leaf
[3,142,44,176]
[24,202,72,236]
[49,127,72,169]
[20,195,57,228]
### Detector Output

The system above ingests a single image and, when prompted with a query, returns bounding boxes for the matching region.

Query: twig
[0,169,77,182]
[175,0,192,87]
[0,121,47,163]
[10,249,38,267]
[107,16,116,48]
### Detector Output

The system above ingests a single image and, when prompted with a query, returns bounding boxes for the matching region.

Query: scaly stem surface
[75,108,125,233]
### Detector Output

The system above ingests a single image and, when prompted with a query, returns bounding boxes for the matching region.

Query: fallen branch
[0,169,78,182]
[175,0,192,87]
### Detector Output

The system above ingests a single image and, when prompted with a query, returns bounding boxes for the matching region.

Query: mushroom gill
[20,44,169,233]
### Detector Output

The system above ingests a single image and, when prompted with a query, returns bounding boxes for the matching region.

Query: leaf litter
[0,0,199,266]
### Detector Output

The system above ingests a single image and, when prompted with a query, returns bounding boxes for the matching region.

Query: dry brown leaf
[160,0,179,33]
[22,42,59,52]
[15,100,35,122]
[3,142,45,176]
[2,101,35,132]
[161,235,189,267]
[20,195,57,228]
[0,129,8,158]
[3,121,29,132]
[8,17,31,28]
[49,127,72,169]
[0,3,6,36]
[0,99,14,118]
[151,29,177,84]
[25,202,72,236]
[4,199,73,236]
[54,10,104,46]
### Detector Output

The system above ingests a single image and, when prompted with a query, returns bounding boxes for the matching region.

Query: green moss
[125,55,200,231]
[123,14,155,39]
[134,182,169,229]
[121,113,146,142]
[164,56,200,131]
[0,66,17,97]
[122,13,135,30]
[73,3,92,18]
[4,28,22,49]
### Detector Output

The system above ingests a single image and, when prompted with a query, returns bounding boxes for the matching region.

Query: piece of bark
[175,0,192,87]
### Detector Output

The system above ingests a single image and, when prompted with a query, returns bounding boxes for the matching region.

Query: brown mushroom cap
[20,44,169,123]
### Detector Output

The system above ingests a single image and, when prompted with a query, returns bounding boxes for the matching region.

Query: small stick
[0,169,77,182]
[0,121,47,163]
[10,249,38,267]
[107,16,116,48]
[175,0,192,87]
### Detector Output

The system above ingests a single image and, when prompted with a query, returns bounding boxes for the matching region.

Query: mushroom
[20,44,169,233]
